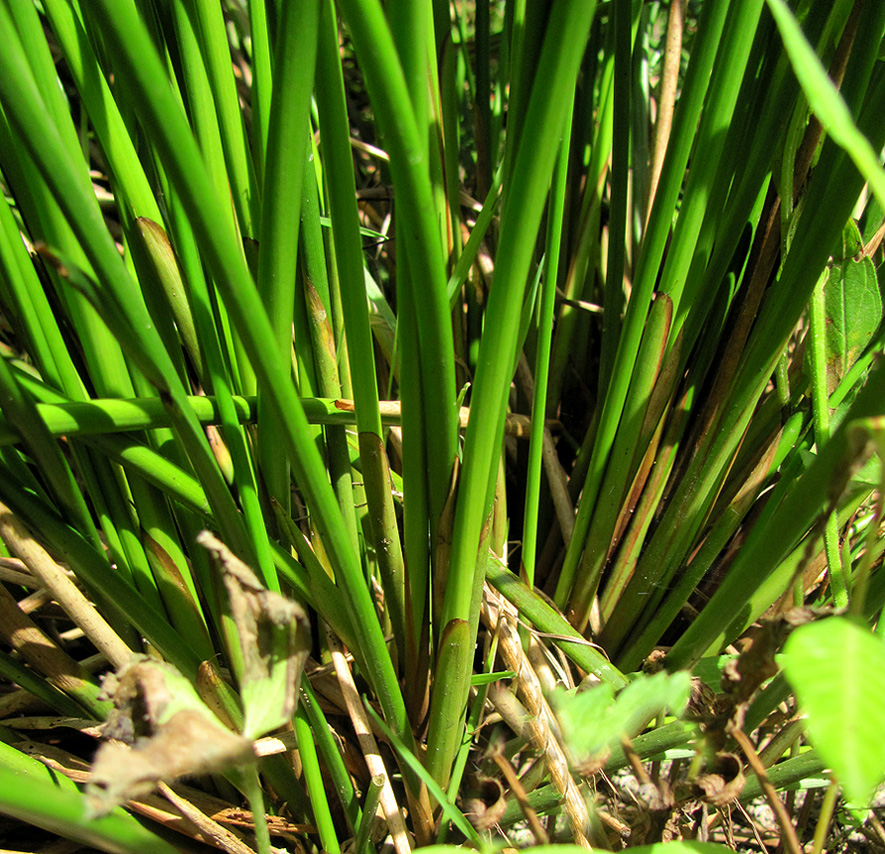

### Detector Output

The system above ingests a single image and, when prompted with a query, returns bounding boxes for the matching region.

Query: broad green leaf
[825,221,882,394]
[552,670,691,761]
[783,616,885,805]
[553,683,615,759]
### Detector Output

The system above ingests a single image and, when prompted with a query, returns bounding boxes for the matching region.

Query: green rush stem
[184,0,259,234]
[299,159,360,557]
[301,681,362,839]
[812,781,840,854]
[440,35,463,278]
[0,648,87,718]
[386,0,431,164]
[336,0,459,533]
[486,555,628,688]
[0,353,96,546]
[522,121,572,586]
[0,8,268,574]
[354,776,383,854]
[442,0,597,638]
[574,293,673,633]
[397,295,433,656]
[247,0,273,186]
[438,631,500,846]
[39,0,161,220]
[315,0,408,661]
[427,0,597,787]
[0,386,423,445]
[241,765,273,854]
[598,0,634,400]
[168,1,236,241]
[15,0,411,747]
[447,162,504,309]
[0,194,83,397]
[0,745,181,854]
[472,0,493,199]
[256,0,322,520]
[668,359,885,670]
[554,0,732,609]
[294,704,341,854]
[603,5,885,657]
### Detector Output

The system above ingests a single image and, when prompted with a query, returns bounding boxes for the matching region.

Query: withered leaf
[197,531,310,738]
[88,658,252,814]
[462,776,507,831]
[693,752,745,806]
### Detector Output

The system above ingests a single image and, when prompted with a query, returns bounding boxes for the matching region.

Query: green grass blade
[555,0,732,609]
[0,744,180,854]
[522,124,571,586]
[485,556,627,689]
[366,698,482,846]
[255,0,321,517]
[185,0,259,235]
[429,0,596,786]
[65,0,409,740]
[336,0,458,530]
[667,357,885,669]
[766,0,885,212]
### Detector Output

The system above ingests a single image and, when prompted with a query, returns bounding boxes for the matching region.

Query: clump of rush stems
[0,1,884,853]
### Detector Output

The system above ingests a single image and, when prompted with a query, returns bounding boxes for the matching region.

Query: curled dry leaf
[462,776,507,831]
[721,620,785,705]
[88,658,252,814]
[693,752,745,806]
[572,747,612,777]
[686,677,716,720]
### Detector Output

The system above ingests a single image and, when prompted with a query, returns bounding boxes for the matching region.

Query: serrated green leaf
[552,683,616,759]
[783,616,885,806]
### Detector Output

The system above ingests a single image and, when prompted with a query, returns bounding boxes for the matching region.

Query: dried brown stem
[729,725,803,854]
[324,627,418,854]
[646,0,684,226]
[489,751,549,844]
[0,582,99,705]
[0,502,133,669]
[158,782,258,854]
[483,588,592,848]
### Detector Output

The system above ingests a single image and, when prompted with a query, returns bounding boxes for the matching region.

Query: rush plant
[0,1,884,852]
